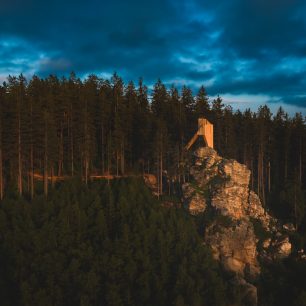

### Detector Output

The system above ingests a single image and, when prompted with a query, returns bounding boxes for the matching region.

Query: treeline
[0,178,230,306]
[0,73,305,223]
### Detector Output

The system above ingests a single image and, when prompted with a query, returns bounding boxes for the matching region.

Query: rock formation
[182,147,292,306]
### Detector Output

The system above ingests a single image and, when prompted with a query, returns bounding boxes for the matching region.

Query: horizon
[1,0,306,115]
[1,72,305,117]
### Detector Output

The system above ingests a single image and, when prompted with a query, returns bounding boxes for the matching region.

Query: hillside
[0,74,306,305]
[0,178,234,306]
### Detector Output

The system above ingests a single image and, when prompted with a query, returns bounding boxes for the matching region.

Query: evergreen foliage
[0,73,305,213]
[0,178,228,306]
[0,73,306,304]
[259,258,306,306]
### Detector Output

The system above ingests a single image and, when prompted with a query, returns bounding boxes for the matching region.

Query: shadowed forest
[0,179,229,306]
[0,73,306,305]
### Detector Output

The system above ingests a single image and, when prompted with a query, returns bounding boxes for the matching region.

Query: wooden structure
[185,118,214,150]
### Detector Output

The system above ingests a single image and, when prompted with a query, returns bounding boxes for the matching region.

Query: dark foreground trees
[0,178,229,306]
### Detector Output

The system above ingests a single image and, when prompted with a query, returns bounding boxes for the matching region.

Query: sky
[0,0,306,115]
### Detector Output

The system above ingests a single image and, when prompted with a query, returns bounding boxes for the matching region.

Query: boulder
[273,236,292,259]
[205,220,260,278]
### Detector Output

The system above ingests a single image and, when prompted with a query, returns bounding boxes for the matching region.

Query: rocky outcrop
[181,183,207,214]
[206,219,260,278]
[182,147,292,306]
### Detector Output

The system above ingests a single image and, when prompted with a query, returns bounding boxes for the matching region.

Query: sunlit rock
[182,146,293,306]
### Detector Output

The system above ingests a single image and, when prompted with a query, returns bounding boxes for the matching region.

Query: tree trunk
[51,163,55,188]
[258,146,265,205]
[0,147,3,200]
[299,141,302,183]
[284,152,288,180]
[84,98,88,184]
[268,160,271,193]
[18,114,22,196]
[58,124,63,176]
[107,134,111,185]
[44,125,48,197]
[101,125,105,174]
[84,156,88,185]
[116,150,119,176]
[120,139,125,175]
[30,144,34,199]
[157,152,160,199]
[294,183,298,231]
[160,147,163,196]
[69,104,74,177]
[251,158,254,191]
[71,128,74,176]
[44,156,48,197]
[30,99,34,199]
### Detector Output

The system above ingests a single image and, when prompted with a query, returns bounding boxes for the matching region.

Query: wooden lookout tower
[185,118,214,150]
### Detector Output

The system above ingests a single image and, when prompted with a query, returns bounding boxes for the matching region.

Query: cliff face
[182,147,292,306]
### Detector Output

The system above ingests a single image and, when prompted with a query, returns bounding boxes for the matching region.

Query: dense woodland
[0,73,306,305]
[0,178,232,306]
[0,73,305,224]
[0,179,305,306]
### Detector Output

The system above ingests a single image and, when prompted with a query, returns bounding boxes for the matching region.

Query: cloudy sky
[1,0,306,115]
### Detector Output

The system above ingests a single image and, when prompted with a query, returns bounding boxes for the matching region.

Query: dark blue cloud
[0,0,305,113]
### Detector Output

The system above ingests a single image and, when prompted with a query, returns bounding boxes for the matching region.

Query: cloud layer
[0,0,306,114]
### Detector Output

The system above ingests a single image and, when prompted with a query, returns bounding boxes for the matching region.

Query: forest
[0,73,306,305]
[0,178,229,305]
[0,73,305,225]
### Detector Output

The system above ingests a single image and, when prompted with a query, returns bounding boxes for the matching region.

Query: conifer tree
[0,85,4,199]
[195,85,210,118]
[211,95,224,153]
[256,105,272,205]
[5,75,27,196]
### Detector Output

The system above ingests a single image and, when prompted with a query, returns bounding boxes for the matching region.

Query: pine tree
[256,105,272,206]
[135,79,151,173]
[111,73,125,175]
[211,95,224,153]
[80,76,98,184]
[195,85,210,118]
[0,85,4,199]
[5,75,27,196]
